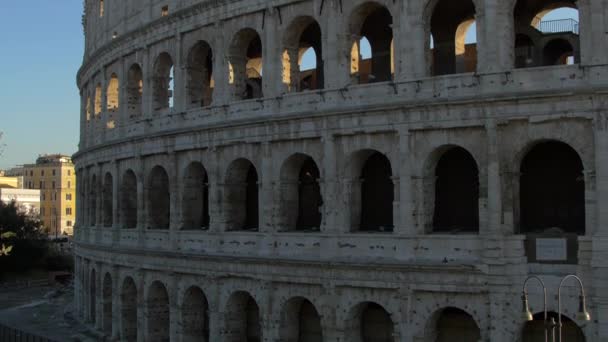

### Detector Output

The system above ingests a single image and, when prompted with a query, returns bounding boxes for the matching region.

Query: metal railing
[539,19,579,35]
[0,324,57,342]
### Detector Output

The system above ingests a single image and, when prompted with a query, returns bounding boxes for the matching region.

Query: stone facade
[74,0,608,341]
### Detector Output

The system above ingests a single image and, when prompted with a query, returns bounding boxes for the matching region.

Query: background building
[24,155,76,237]
[0,188,41,215]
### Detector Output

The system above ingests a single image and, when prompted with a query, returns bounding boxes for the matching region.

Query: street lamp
[522,274,591,342]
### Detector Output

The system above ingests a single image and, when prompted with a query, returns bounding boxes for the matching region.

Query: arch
[181,162,210,230]
[120,170,138,229]
[121,277,138,342]
[513,0,579,68]
[147,166,170,229]
[186,41,214,108]
[146,281,170,341]
[349,2,394,83]
[280,297,323,342]
[152,52,174,112]
[229,28,263,100]
[182,286,209,342]
[283,16,324,92]
[90,268,97,324]
[127,64,143,118]
[279,154,323,231]
[224,159,259,231]
[519,141,585,235]
[102,273,112,336]
[345,302,395,342]
[107,73,119,112]
[522,312,585,342]
[351,150,393,232]
[86,95,92,121]
[89,174,98,227]
[102,172,113,227]
[94,83,102,115]
[426,307,481,342]
[428,0,477,75]
[224,291,261,342]
[432,146,479,233]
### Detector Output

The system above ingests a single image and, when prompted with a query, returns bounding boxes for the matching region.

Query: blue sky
[0,3,578,170]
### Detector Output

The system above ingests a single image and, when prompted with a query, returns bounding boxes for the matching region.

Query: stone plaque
[536,238,568,261]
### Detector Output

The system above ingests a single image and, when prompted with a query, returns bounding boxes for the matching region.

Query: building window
[42,193,46,201]
[41,170,45,176]
[68,181,71,189]
[66,208,73,215]
[100,0,104,17]
[39,181,43,189]
[41,207,45,216]
[52,170,56,176]
[161,5,169,17]
[52,181,56,189]
[68,170,71,176]
[30,171,33,176]
[66,194,72,201]
[67,221,72,227]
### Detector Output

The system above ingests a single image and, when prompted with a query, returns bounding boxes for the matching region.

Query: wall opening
[359,152,393,232]
[121,277,137,342]
[147,166,170,229]
[186,41,214,108]
[89,174,97,227]
[354,303,395,342]
[429,0,477,75]
[519,141,585,235]
[349,3,393,84]
[182,287,210,341]
[279,154,323,232]
[152,52,174,112]
[182,162,210,230]
[522,312,585,342]
[229,29,263,100]
[107,73,119,112]
[224,292,261,342]
[94,84,103,116]
[280,297,323,342]
[127,64,143,118]
[225,159,259,231]
[146,281,170,341]
[432,147,479,233]
[283,17,324,92]
[102,173,113,227]
[514,1,579,68]
[120,170,137,229]
[432,307,481,342]
[102,273,112,336]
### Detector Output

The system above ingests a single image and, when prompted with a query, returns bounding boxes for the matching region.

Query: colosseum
[73,0,608,341]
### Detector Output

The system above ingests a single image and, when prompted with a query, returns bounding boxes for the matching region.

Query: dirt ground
[0,283,101,341]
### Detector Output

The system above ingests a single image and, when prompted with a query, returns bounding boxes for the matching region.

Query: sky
[0,1,83,169]
[0,3,578,170]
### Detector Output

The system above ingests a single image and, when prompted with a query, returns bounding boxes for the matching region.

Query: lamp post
[521,274,591,342]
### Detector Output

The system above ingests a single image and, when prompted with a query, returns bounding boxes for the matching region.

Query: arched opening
[152,52,174,112]
[224,292,261,342]
[147,166,170,229]
[107,73,119,112]
[430,307,481,342]
[520,141,585,235]
[432,147,479,233]
[359,152,394,232]
[90,269,97,324]
[120,170,138,229]
[349,3,393,83]
[89,175,97,227]
[280,297,323,342]
[182,162,210,230]
[182,287,210,342]
[121,277,138,342]
[229,29,263,100]
[346,302,394,342]
[102,173,113,228]
[283,17,324,92]
[522,312,585,342]
[429,0,477,75]
[127,64,143,118]
[543,38,574,65]
[86,95,92,122]
[146,281,170,341]
[513,1,579,68]
[225,159,259,231]
[279,154,323,232]
[94,84,102,116]
[102,273,112,336]
[186,41,214,108]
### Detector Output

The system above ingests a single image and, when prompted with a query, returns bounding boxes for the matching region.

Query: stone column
[168,274,179,342]
[135,270,146,342]
[142,48,153,117]
[485,119,502,234]
[95,262,103,331]
[482,0,514,72]
[262,7,281,98]
[111,266,121,340]
[168,152,180,250]
[260,142,274,233]
[173,33,185,113]
[212,21,230,106]
[322,1,350,89]
[112,161,121,244]
[397,126,414,235]
[136,157,147,247]
[321,134,338,233]
[472,2,488,74]
[208,149,222,233]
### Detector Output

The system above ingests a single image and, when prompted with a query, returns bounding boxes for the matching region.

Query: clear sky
[0,1,83,169]
[0,3,578,170]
